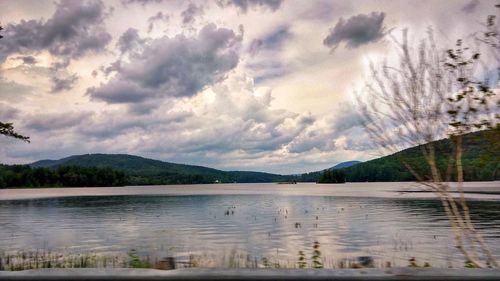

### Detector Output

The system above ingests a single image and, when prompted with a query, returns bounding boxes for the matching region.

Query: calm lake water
[0,182,499,268]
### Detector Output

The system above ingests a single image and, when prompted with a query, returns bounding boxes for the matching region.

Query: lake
[0,182,499,269]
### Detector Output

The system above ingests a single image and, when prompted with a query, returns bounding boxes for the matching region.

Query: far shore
[0,181,499,201]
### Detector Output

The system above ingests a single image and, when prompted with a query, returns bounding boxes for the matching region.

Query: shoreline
[1,182,499,201]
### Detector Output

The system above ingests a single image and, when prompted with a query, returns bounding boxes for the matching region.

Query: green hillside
[30,154,287,185]
[343,130,499,182]
[300,130,499,182]
[2,129,496,188]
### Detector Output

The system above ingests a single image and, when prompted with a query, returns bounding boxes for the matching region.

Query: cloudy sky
[0,0,496,174]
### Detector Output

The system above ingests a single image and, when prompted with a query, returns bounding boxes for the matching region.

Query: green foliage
[0,122,29,142]
[30,154,289,184]
[0,165,126,188]
[464,260,479,268]
[260,257,270,268]
[127,250,151,269]
[317,169,345,183]
[444,39,498,136]
[297,251,306,268]
[303,130,499,182]
[311,241,323,269]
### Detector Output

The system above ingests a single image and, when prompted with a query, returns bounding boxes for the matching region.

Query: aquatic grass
[0,250,126,271]
[311,241,323,269]
[127,249,151,268]
[0,248,438,271]
[297,251,306,268]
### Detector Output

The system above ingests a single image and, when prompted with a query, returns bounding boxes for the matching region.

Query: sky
[0,0,497,174]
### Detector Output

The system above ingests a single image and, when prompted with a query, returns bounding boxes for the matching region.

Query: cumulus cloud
[323,12,387,51]
[461,0,480,13]
[285,105,367,154]
[0,0,111,93]
[116,28,146,54]
[88,24,242,112]
[0,0,111,60]
[217,0,283,13]
[132,73,316,158]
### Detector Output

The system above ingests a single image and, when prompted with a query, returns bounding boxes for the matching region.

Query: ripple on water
[0,193,499,268]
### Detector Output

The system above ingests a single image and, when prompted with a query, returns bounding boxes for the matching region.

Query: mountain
[330,161,362,170]
[297,129,498,182]
[24,129,500,185]
[30,154,287,184]
[342,129,499,182]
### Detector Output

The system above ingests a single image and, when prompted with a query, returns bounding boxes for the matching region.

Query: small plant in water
[127,249,151,268]
[297,251,307,268]
[408,257,418,267]
[260,257,270,268]
[311,241,323,269]
[464,260,479,268]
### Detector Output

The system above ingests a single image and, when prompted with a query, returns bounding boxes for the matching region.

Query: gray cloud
[0,103,20,120]
[133,75,316,158]
[0,78,33,102]
[147,12,169,33]
[51,74,79,93]
[461,0,479,13]
[248,61,288,83]
[259,25,291,49]
[0,0,111,60]
[285,106,365,154]
[24,111,93,132]
[121,0,164,5]
[16,55,37,65]
[0,0,111,93]
[181,3,204,25]
[248,39,263,56]
[80,109,192,139]
[217,0,283,13]
[323,12,387,51]
[246,25,291,82]
[117,28,145,54]
[88,24,241,111]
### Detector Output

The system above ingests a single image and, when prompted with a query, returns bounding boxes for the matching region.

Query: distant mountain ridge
[330,161,362,170]
[26,129,498,185]
[30,153,286,184]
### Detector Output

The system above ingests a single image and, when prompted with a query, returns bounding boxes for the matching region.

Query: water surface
[0,182,499,268]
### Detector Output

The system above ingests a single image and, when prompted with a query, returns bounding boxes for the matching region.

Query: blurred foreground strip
[1,268,500,281]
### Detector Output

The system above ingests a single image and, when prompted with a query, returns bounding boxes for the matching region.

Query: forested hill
[30,154,286,185]
[297,130,498,182]
[342,130,499,182]
[1,129,497,188]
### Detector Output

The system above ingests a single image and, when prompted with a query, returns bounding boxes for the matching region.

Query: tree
[0,25,29,143]
[357,25,498,267]
[0,122,30,142]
